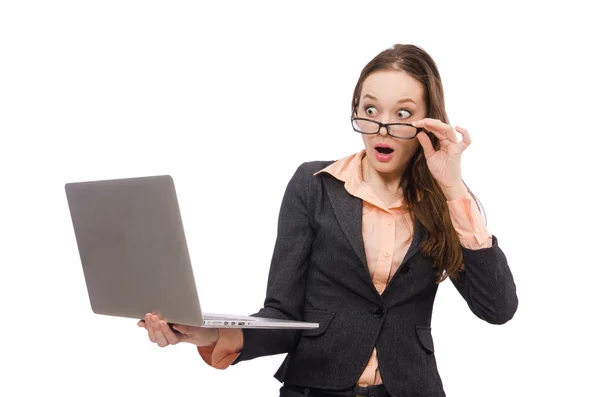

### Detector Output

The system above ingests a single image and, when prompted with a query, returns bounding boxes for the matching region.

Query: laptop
[65,174,318,330]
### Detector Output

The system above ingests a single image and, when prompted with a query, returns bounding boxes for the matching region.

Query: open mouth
[375,147,394,155]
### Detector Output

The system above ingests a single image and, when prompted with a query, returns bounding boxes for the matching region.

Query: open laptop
[65,175,318,330]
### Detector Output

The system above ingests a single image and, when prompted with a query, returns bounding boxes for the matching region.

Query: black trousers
[280,383,390,397]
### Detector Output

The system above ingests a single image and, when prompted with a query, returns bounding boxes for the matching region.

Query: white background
[1,1,598,396]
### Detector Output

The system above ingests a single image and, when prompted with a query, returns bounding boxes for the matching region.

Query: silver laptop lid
[65,175,205,327]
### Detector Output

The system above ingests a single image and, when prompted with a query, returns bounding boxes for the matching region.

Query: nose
[378,122,389,137]
[379,114,394,137]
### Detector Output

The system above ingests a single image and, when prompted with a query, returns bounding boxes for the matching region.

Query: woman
[138,44,518,397]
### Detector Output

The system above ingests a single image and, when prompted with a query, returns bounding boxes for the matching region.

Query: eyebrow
[362,93,416,105]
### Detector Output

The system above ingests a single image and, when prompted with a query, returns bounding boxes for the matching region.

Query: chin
[365,154,404,175]
[376,163,403,175]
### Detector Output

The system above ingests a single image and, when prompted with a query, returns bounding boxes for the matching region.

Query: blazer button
[372,308,385,318]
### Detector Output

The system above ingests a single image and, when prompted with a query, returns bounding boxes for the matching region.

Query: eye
[364,106,377,117]
[397,109,412,119]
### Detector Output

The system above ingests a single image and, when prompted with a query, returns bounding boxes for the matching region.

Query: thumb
[416,131,436,158]
[177,333,192,343]
[171,325,193,343]
[172,324,195,335]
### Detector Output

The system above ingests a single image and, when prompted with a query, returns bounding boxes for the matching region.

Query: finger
[418,118,458,144]
[427,119,459,144]
[155,331,169,347]
[148,325,157,343]
[411,118,426,128]
[455,125,472,146]
[413,119,450,143]
[148,314,163,343]
[416,131,436,158]
[142,314,156,343]
[159,321,180,345]
[150,314,163,329]
[137,320,146,328]
[144,313,153,328]
[148,315,170,347]
[153,327,169,348]
[419,118,451,132]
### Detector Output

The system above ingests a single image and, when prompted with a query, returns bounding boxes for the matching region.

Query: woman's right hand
[137,313,220,348]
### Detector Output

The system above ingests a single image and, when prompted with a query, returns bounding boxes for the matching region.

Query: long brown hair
[352,44,477,282]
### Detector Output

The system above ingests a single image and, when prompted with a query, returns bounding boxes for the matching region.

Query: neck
[361,155,405,195]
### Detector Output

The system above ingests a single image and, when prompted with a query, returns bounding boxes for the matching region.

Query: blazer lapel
[322,174,429,288]
[321,175,368,271]
[402,217,425,266]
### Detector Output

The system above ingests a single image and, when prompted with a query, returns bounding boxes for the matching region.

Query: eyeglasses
[351,117,423,139]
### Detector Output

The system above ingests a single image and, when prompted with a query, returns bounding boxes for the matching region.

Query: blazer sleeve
[450,236,518,324]
[232,162,317,364]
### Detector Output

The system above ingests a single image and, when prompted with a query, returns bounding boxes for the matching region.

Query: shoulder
[292,151,363,180]
[296,160,336,176]
[289,160,337,186]
[284,160,336,198]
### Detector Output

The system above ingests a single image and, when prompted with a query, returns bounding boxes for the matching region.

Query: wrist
[207,328,220,346]
[442,183,469,201]
[191,328,220,347]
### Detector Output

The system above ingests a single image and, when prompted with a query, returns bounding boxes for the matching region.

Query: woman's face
[356,69,427,176]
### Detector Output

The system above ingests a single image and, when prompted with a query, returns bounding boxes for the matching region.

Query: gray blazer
[232,161,518,397]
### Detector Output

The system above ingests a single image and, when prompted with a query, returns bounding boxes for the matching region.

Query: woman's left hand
[412,118,470,200]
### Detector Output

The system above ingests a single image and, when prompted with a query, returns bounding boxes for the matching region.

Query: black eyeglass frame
[350,117,424,139]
